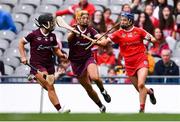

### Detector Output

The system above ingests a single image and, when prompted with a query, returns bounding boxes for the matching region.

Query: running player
[67,10,111,113]
[19,14,70,113]
[96,12,157,113]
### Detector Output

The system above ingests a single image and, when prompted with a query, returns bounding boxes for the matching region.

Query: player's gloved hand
[21,57,27,64]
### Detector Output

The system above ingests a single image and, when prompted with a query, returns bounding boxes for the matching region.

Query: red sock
[140,104,145,111]
[55,104,61,111]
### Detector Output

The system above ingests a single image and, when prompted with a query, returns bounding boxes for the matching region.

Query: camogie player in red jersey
[96,12,157,113]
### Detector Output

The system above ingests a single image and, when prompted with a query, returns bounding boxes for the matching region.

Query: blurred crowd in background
[0,0,180,84]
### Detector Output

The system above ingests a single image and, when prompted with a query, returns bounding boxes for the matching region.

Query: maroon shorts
[70,57,96,77]
[124,52,148,76]
[30,63,55,75]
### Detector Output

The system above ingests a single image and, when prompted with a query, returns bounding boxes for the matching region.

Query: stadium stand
[41,0,63,8]
[0,4,11,13]
[98,65,109,77]
[14,64,30,76]
[0,30,16,43]
[0,0,179,84]
[0,39,9,51]
[12,13,29,26]
[94,5,104,11]
[13,4,35,17]
[17,30,31,38]
[3,47,21,58]
[23,22,38,30]
[110,0,131,5]
[14,22,23,33]
[171,57,180,67]
[109,5,122,14]
[89,0,109,8]
[36,5,58,14]
[19,0,41,8]
[63,0,79,5]
[0,50,3,57]
[29,13,41,22]
[4,64,14,75]
[110,14,119,23]
[2,56,20,69]
[0,0,18,7]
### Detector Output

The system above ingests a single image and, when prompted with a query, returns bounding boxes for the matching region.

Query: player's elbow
[18,38,25,49]
[67,32,75,42]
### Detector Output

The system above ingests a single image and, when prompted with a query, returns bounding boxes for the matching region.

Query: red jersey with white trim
[56,3,95,16]
[109,26,147,57]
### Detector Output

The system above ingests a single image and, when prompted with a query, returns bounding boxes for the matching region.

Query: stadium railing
[0,75,180,84]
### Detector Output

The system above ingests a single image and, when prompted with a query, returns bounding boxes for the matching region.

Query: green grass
[0,113,180,121]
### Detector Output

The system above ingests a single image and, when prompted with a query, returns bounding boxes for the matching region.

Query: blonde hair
[75,10,89,21]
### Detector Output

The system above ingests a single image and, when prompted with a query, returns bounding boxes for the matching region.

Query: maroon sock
[140,104,145,111]
[54,104,61,111]
[96,100,103,108]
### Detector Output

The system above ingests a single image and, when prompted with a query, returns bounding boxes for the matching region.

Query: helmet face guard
[35,14,55,31]
[120,12,134,29]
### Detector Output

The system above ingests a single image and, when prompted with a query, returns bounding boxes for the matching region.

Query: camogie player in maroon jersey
[67,10,111,113]
[19,14,70,113]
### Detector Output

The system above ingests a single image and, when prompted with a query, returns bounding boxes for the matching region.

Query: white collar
[40,28,49,36]
[77,25,87,33]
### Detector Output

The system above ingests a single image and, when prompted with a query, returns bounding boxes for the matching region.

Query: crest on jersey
[144,61,148,65]
[50,37,53,41]
[134,31,138,35]
[37,37,42,40]
[122,33,126,38]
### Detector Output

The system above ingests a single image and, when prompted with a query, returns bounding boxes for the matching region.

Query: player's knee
[138,83,145,90]
[46,84,55,91]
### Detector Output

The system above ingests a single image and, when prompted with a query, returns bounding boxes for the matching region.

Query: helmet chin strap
[127,19,133,26]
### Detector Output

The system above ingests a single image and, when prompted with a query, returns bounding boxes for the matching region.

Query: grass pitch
[0,113,180,121]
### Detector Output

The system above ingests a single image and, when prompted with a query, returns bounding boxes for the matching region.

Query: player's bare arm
[53,47,68,60]
[67,31,76,42]
[144,32,157,43]
[18,38,27,64]
[149,34,157,43]
[95,37,111,47]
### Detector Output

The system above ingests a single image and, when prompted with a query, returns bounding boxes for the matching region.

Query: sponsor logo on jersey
[127,33,133,37]
[37,44,53,50]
